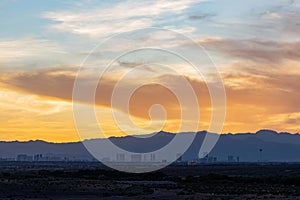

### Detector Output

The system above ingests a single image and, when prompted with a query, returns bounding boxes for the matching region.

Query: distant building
[0,157,15,161]
[259,149,263,162]
[116,153,125,162]
[150,154,155,162]
[208,156,217,163]
[131,154,142,162]
[228,155,234,162]
[4,157,15,161]
[34,154,43,161]
[143,154,148,162]
[42,154,64,161]
[17,154,33,162]
[198,155,217,163]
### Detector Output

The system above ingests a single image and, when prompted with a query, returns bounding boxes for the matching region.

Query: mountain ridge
[0,129,299,162]
[2,129,298,144]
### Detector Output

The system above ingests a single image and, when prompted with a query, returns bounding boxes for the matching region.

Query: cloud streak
[0,68,210,120]
[200,38,300,63]
[0,38,69,69]
[1,62,300,134]
[43,0,203,38]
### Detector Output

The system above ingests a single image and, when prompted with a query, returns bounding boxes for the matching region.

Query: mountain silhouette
[0,130,299,162]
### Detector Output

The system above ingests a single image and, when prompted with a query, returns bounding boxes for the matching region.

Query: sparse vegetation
[0,162,299,199]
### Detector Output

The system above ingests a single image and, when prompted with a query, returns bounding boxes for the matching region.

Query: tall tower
[259,149,263,162]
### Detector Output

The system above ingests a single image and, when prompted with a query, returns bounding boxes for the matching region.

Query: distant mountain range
[0,130,299,162]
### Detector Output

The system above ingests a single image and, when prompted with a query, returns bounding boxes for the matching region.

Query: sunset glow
[1,0,300,142]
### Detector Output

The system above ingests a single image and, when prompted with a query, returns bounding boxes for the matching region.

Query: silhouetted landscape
[0,162,299,199]
[1,130,299,163]
[0,130,299,199]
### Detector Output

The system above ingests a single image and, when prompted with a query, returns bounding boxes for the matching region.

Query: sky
[0,0,300,142]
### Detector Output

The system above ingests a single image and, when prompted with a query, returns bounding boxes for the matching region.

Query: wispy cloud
[0,67,209,119]
[199,38,300,63]
[0,38,67,68]
[261,11,282,19]
[0,89,70,115]
[42,0,203,38]
[189,13,215,21]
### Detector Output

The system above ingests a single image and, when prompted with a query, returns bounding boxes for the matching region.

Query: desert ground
[0,162,299,199]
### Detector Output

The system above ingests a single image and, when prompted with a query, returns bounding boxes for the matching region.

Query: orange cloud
[1,56,300,142]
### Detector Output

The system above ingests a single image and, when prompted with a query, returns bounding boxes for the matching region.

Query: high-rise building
[17,154,33,162]
[150,153,155,162]
[116,153,125,162]
[131,154,142,162]
[228,155,234,162]
[34,154,43,161]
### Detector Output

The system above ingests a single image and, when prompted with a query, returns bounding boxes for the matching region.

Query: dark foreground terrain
[0,162,299,199]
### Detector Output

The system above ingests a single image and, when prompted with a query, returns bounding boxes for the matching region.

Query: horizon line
[1,129,299,144]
